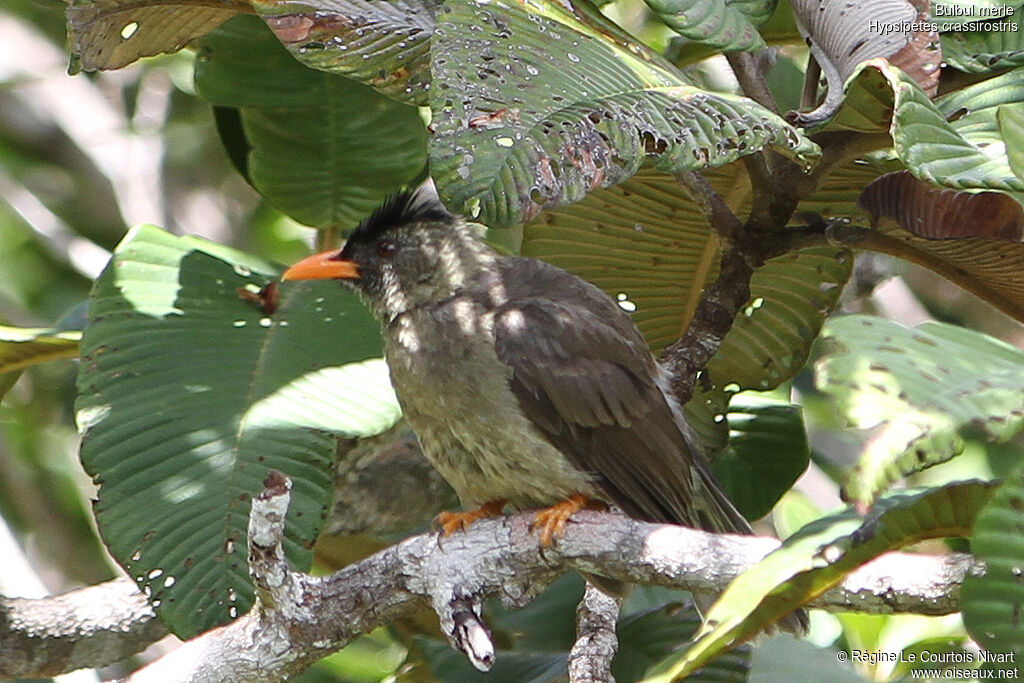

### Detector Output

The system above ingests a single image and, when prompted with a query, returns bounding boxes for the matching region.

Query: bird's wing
[491,260,750,533]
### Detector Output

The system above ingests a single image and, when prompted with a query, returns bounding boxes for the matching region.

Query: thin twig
[800,53,822,113]
[725,51,779,114]
[676,171,743,247]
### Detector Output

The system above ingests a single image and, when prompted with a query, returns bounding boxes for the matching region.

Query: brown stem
[800,53,822,113]
[725,51,779,114]
[659,246,757,404]
[676,171,742,246]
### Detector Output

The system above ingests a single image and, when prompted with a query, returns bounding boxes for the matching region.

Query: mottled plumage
[282,181,806,633]
[292,182,750,535]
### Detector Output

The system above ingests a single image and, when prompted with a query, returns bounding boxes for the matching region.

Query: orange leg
[436,499,507,536]
[530,494,608,546]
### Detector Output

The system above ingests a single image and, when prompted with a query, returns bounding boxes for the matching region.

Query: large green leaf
[194,15,428,229]
[711,395,809,521]
[819,60,1024,195]
[892,67,1024,193]
[710,245,852,391]
[642,0,768,52]
[805,70,1024,320]
[67,0,248,72]
[429,0,818,227]
[801,159,891,217]
[816,316,1024,505]
[962,464,1024,664]
[1001,105,1024,182]
[940,9,1024,73]
[77,225,400,638]
[254,0,440,104]
[644,481,996,680]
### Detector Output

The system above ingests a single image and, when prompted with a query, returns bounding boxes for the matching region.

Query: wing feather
[491,257,750,533]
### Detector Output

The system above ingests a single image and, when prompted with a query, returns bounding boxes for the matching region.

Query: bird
[282,180,806,633]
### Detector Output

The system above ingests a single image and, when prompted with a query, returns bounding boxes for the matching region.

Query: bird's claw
[530,494,604,546]
[436,500,507,536]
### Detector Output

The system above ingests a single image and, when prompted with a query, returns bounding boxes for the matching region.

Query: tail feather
[687,456,809,636]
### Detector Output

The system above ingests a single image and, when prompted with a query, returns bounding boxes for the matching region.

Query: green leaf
[825,63,899,133]
[0,326,81,375]
[254,0,440,104]
[934,67,1024,119]
[709,246,852,392]
[429,0,818,227]
[892,68,1024,193]
[940,12,1024,73]
[194,15,428,229]
[643,0,766,52]
[999,105,1024,182]
[816,315,1024,505]
[645,481,996,680]
[826,61,1024,191]
[711,394,810,521]
[816,73,1024,321]
[67,0,247,72]
[962,464,1024,662]
[617,603,751,683]
[76,224,400,638]
[800,158,890,219]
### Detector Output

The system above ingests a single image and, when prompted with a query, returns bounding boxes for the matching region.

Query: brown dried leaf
[887,0,941,97]
[68,0,251,72]
[859,170,1024,240]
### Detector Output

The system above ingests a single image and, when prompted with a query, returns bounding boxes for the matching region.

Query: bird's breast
[382,299,597,508]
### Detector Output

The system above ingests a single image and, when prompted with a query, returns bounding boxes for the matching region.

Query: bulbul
[283,181,806,633]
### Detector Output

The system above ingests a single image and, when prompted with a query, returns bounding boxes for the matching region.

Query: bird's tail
[693,463,810,636]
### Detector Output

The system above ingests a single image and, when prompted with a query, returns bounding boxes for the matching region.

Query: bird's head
[282,181,492,322]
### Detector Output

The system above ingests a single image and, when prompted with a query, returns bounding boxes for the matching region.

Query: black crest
[346,183,454,247]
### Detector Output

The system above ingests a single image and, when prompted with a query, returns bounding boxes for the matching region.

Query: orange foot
[436,499,507,536]
[530,494,608,546]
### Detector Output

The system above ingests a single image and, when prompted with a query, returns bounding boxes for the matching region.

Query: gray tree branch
[1,474,981,681]
[568,583,622,683]
[0,579,166,679]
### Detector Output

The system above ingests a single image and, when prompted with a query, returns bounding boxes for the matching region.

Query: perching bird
[283,181,805,632]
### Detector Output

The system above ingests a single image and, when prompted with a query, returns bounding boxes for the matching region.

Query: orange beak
[281,250,360,281]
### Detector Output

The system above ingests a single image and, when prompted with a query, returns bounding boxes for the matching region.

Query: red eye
[377,240,397,258]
